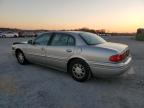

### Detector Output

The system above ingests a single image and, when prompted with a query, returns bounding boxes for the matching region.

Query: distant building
[19,31,36,37]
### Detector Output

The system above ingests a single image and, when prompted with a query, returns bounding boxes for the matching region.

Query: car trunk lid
[95,42,129,54]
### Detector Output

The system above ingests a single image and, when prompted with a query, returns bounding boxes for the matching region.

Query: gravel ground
[0,36,144,108]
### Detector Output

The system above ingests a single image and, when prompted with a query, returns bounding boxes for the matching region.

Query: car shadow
[28,63,70,77]
[25,63,137,86]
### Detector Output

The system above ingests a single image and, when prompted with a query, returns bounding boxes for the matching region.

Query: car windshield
[80,32,106,45]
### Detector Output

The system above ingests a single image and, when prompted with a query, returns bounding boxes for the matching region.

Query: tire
[69,60,92,82]
[16,50,27,65]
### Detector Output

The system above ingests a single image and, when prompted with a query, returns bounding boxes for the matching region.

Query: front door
[26,33,52,64]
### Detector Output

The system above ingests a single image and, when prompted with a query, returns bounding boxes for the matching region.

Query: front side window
[80,32,106,45]
[34,33,51,45]
[51,33,75,46]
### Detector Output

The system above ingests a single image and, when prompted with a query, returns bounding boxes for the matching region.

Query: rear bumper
[89,56,132,77]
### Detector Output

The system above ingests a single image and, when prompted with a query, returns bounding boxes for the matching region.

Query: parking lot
[0,36,144,108]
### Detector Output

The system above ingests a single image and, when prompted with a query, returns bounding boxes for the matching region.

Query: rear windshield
[80,32,106,45]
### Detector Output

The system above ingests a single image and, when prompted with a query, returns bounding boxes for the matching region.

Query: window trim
[79,34,89,45]
[49,33,76,46]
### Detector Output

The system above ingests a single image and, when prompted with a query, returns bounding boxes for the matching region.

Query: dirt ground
[0,36,144,108]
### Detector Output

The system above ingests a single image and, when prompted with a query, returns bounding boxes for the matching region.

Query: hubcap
[72,64,86,79]
[18,53,24,63]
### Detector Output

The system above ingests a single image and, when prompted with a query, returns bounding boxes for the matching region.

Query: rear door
[44,33,76,69]
[26,33,52,64]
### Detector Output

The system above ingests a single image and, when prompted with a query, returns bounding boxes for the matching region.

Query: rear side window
[50,33,75,46]
[80,32,106,45]
[34,33,51,45]
[68,36,75,46]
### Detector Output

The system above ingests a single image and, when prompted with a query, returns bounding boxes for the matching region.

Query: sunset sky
[0,0,144,32]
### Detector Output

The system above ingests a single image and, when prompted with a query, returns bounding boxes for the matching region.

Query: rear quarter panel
[80,46,118,63]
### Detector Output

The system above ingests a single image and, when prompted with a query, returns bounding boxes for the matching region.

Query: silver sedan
[12,31,132,82]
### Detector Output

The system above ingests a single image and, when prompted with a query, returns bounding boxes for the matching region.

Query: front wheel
[69,60,92,82]
[16,51,27,65]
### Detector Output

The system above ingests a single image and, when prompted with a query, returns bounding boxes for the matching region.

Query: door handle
[66,49,72,53]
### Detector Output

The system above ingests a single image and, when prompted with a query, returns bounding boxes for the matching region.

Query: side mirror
[28,40,33,44]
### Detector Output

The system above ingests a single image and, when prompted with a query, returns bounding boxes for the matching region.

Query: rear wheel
[69,60,92,82]
[16,51,27,65]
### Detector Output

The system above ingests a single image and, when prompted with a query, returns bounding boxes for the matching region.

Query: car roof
[36,31,88,46]
[40,31,88,35]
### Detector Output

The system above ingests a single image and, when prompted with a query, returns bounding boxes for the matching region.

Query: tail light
[109,50,129,62]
